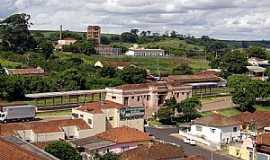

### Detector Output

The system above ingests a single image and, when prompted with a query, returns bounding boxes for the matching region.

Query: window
[109,117,114,121]
[88,119,92,124]
[137,96,140,101]
[112,96,116,99]
[124,97,129,105]
[147,95,150,101]
[72,113,79,118]
[80,114,84,118]
[196,126,202,132]
[132,96,134,99]
[233,127,238,132]
[210,128,216,133]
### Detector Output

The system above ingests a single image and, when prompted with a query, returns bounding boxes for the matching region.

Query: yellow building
[228,138,254,160]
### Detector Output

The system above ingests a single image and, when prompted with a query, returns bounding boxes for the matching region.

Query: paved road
[145,127,236,160]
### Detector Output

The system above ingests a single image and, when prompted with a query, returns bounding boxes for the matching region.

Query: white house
[188,114,241,146]
[125,48,166,57]
[248,57,270,67]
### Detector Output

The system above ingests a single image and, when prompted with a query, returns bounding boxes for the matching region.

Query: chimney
[60,25,63,40]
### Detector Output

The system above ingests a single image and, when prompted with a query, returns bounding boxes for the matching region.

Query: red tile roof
[97,126,151,144]
[193,114,240,127]
[114,82,187,91]
[0,137,49,160]
[231,111,270,130]
[0,119,90,136]
[256,133,270,154]
[120,142,185,160]
[6,67,45,76]
[185,155,206,160]
[77,100,125,113]
[167,74,221,83]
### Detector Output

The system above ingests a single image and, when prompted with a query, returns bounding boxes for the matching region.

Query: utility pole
[59,25,63,40]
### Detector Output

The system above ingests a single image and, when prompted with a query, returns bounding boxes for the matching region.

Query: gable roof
[193,114,239,127]
[0,136,58,160]
[0,119,90,136]
[97,126,151,144]
[120,142,185,160]
[77,100,125,114]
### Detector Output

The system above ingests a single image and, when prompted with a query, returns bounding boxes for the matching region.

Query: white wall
[190,124,240,145]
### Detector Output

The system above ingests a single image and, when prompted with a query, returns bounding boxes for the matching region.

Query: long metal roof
[25,89,106,98]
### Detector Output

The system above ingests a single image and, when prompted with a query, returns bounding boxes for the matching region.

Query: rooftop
[0,119,90,136]
[97,126,151,144]
[120,142,185,160]
[76,100,125,114]
[71,136,115,151]
[231,111,270,130]
[247,66,266,73]
[193,114,239,127]
[5,67,45,76]
[0,136,58,160]
[256,133,270,154]
[167,74,221,83]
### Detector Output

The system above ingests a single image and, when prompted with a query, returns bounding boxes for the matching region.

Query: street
[145,127,236,160]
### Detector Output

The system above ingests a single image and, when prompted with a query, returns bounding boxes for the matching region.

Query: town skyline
[2,0,270,40]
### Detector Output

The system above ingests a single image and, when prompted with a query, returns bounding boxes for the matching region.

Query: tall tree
[119,66,147,84]
[177,97,201,122]
[130,29,139,35]
[45,141,81,160]
[0,13,36,53]
[220,50,248,78]
[247,46,267,59]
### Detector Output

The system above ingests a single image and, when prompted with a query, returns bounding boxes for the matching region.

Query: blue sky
[1,0,270,40]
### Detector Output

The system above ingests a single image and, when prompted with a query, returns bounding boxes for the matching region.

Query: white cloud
[1,0,270,40]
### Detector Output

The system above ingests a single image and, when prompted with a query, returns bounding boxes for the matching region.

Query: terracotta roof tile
[193,114,240,127]
[0,137,51,160]
[0,119,90,136]
[77,100,125,114]
[97,126,151,144]
[231,111,270,130]
[120,142,185,160]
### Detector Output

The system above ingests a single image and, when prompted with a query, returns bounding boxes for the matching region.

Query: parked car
[183,138,196,145]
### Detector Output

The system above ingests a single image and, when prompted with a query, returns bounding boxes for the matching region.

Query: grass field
[0,59,23,68]
[200,108,241,117]
[37,109,71,117]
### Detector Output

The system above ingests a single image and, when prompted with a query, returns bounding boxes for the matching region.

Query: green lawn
[37,109,71,117]
[200,108,241,117]
[254,105,270,112]
[0,59,23,68]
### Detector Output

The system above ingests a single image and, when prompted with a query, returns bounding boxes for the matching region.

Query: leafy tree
[157,107,174,124]
[101,35,111,45]
[120,32,138,43]
[57,69,86,91]
[177,97,201,122]
[4,76,26,101]
[45,141,81,160]
[220,50,248,78]
[0,13,36,53]
[71,40,96,55]
[247,46,267,59]
[39,40,54,59]
[172,63,193,75]
[130,29,139,35]
[100,67,117,78]
[119,66,147,84]
[170,30,178,38]
[164,97,178,109]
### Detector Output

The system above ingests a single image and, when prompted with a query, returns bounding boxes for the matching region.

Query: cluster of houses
[179,111,270,160]
[0,69,229,160]
[0,99,207,160]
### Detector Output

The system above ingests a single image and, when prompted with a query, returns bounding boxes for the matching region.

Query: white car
[183,138,196,145]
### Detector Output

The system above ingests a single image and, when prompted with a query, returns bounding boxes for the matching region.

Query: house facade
[125,49,166,57]
[187,114,241,147]
[72,101,145,131]
[105,82,192,118]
